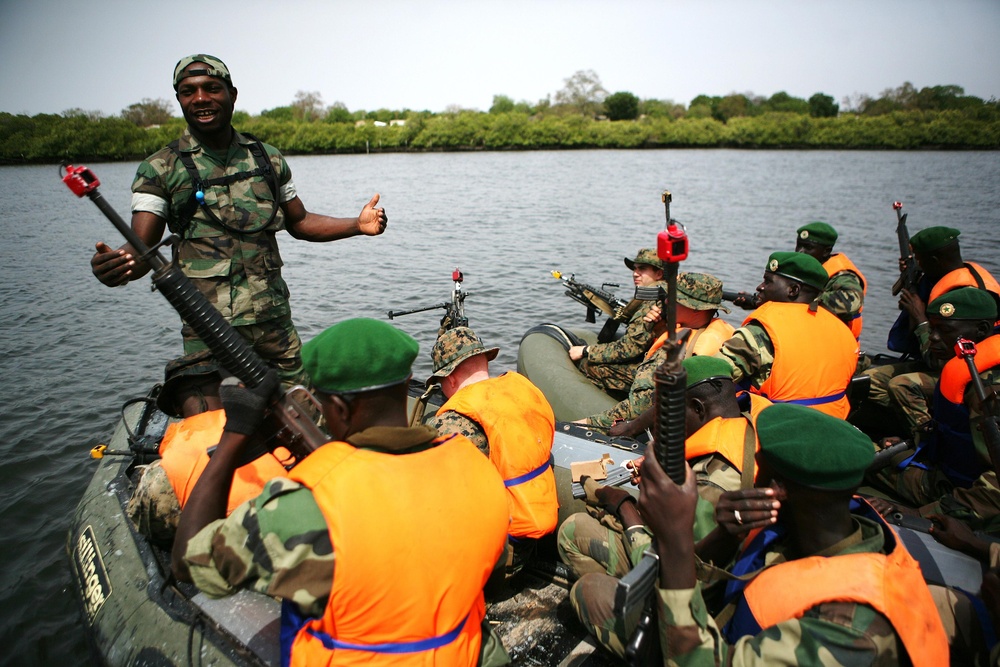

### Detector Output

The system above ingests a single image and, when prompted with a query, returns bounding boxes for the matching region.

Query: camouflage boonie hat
[927,287,998,321]
[796,221,838,247]
[624,248,666,271]
[173,54,233,90]
[676,272,730,313]
[427,327,499,384]
[155,350,221,417]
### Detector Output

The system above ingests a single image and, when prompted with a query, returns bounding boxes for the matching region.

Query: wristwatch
[581,346,589,358]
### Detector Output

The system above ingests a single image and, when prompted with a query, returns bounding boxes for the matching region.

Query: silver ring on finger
[734,509,743,525]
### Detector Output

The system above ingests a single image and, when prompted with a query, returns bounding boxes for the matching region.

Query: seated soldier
[567,248,667,393]
[426,327,558,581]
[581,272,735,431]
[172,319,512,666]
[716,251,859,419]
[637,403,947,666]
[794,221,867,339]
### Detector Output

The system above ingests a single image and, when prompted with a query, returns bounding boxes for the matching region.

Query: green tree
[121,98,173,126]
[554,70,608,117]
[762,91,809,115]
[715,93,755,121]
[325,102,353,123]
[260,105,295,121]
[808,93,839,118]
[292,90,325,122]
[489,95,515,114]
[605,91,640,121]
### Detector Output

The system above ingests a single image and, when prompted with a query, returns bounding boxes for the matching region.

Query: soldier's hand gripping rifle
[616,191,691,666]
[551,270,631,343]
[955,338,1000,475]
[62,164,327,464]
[891,201,922,296]
[388,268,470,331]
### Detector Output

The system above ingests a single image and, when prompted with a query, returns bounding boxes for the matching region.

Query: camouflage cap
[683,356,733,389]
[155,350,221,417]
[676,272,730,313]
[796,221,838,247]
[765,251,829,291]
[427,327,499,384]
[173,54,233,90]
[757,403,874,490]
[624,248,666,271]
[927,287,998,321]
[303,318,418,394]
[910,226,961,254]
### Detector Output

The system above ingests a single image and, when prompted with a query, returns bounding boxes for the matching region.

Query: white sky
[1,0,998,117]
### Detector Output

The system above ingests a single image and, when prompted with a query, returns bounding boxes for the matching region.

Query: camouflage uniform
[656,515,907,666]
[131,128,308,386]
[715,321,775,388]
[427,410,490,455]
[578,282,666,393]
[819,269,864,328]
[127,461,181,548]
[863,321,940,437]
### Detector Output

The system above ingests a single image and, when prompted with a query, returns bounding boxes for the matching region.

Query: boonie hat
[756,403,874,490]
[155,350,221,417]
[765,251,829,291]
[624,248,666,271]
[173,54,233,89]
[796,222,838,247]
[303,318,418,394]
[683,356,734,389]
[910,226,961,254]
[676,272,730,314]
[927,287,999,321]
[427,327,499,384]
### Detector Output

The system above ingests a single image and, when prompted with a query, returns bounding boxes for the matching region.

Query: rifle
[388,268,470,330]
[955,338,1000,474]
[62,164,327,464]
[891,201,922,296]
[617,191,690,666]
[721,288,759,310]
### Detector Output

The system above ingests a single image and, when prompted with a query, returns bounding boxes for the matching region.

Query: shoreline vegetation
[4,78,999,163]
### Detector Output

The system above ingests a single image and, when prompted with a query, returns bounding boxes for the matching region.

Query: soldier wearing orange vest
[716,252,859,419]
[427,327,558,582]
[172,319,512,666]
[794,221,867,339]
[638,403,947,667]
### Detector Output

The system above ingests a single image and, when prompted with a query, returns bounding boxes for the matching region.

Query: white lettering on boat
[74,525,112,622]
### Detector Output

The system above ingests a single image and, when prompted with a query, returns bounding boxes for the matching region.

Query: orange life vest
[158,409,288,514]
[822,252,867,339]
[645,317,736,360]
[438,372,558,539]
[685,394,769,475]
[286,434,509,667]
[732,502,948,667]
[939,334,1000,404]
[929,261,1000,304]
[747,302,859,419]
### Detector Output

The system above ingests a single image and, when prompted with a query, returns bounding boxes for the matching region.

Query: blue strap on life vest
[757,391,846,407]
[504,460,551,488]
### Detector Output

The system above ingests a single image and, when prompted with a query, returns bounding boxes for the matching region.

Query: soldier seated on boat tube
[567,248,668,394]
[715,251,859,420]
[127,351,287,548]
[578,272,735,433]
[172,319,512,666]
[425,327,558,585]
[556,356,767,660]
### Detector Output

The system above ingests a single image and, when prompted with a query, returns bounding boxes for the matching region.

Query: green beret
[624,248,666,271]
[796,221,838,247]
[683,356,733,388]
[173,54,232,89]
[427,327,499,384]
[765,251,829,291]
[927,287,999,321]
[910,226,960,254]
[303,318,418,394]
[757,404,874,490]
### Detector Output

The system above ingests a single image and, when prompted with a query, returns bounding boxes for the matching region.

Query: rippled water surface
[1,149,998,664]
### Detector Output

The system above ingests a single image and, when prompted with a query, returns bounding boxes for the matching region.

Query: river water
[1,149,998,665]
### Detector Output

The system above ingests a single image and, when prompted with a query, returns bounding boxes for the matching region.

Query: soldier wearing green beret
[91,54,388,389]
[172,318,512,666]
[715,251,859,419]
[568,248,668,394]
[637,403,947,666]
[794,221,867,339]
[425,326,558,582]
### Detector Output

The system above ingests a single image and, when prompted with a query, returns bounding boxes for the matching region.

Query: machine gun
[62,164,327,465]
[388,268,470,331]
[615,191,690,666]
[891,201,922,296]
[551,271,633,343]
[955,338,1000,475]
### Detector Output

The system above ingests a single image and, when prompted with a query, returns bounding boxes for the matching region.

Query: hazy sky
[2,0,998,117]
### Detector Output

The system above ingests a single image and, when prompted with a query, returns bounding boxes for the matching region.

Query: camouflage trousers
[182,314,310,388]
[873,459,956,507]
[578,358,638,394]
[863,360,938,437]
[921,471,1000,535]
[126,460,182,549]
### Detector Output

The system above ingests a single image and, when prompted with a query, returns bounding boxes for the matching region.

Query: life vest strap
[761,390,846,407]
[306,612,470,654]
[504,460,551,488]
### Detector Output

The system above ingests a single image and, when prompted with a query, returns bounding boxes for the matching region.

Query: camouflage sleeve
[585,349,660,427]
[427,410,490,456]
[920,471,1000,533]
[184,477,334,617]
[656,584,901,666]
[819,271,864,323]
[587,302,656,365]
[715,323,772,388]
